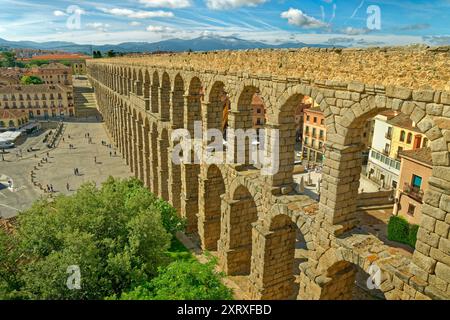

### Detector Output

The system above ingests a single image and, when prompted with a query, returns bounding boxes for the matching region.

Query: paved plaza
[293,168,381,201]
[0,121,131,218]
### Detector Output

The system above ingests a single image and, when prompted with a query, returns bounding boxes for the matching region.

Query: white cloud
[53,10,67,17]
[205,0,268,10]
[86,22,110,32]
[129,21,142,26]
[99,8,174,19]
[138,0,191,8]
[281,8,327,29]
[342,27,370,35]
[146,25,174,32]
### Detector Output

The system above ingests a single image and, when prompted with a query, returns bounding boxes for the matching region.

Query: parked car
[0,141,15,149]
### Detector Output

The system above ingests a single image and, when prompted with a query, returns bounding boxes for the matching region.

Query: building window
[305,126,309,134]
[400,130,406,142]
[312,128,316,136]
[422,138,428,147]
[407,204,416,216]
[407,133,412,144]
[306,115,310,122]
[411,175,422,189]
[320,119,324,125]
[313,117,317,123]
[257,108,261,114]
[392,181,397,189]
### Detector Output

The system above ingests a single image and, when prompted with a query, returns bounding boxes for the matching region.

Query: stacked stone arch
[87,50,450,300]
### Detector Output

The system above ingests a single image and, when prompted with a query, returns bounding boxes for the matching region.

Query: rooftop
[21,53,91,61]
[399,147,433,166]
[0,109,27,120]
[388,113,420,132]
[0,84,71,94]
[38,62,71,70]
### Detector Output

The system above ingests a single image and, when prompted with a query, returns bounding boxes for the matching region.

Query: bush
[119,258,233,300]
[387,215,419,248]
[0,177,174,300]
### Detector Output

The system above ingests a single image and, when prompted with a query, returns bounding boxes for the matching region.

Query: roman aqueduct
[87,46,450,300]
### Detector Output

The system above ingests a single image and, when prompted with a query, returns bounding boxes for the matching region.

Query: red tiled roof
[0,109,26,120]
[20,54,91,61]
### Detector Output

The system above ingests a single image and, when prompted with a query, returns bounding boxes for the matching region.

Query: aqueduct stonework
[87,46,450,300]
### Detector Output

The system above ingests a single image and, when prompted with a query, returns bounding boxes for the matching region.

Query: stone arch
[230,84,268,168]
[180,76,203,233]
[206,81,228,131]
[158,127,170,201]
[131,108,139,177]
[171,73,184,129]
[136,112,145,182]
[160,72,171,121]
[198,164,226,251]
[314,250,388,300]
[320,90,449,294]
[143,117,151,188]
[143,69,150,100]
[151,71,160,113]
[150,122,159,195]
[219,183,259,275]
[186,76,203,135]
[136,69,143,96]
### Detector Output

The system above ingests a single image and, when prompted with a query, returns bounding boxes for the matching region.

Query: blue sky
[0,0,449,46]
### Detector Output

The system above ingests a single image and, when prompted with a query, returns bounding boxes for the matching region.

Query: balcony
[403,183,424,202]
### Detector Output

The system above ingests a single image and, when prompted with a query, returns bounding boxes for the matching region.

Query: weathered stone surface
[386,86,412,100]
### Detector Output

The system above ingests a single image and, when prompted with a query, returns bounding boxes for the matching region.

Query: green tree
[1,51,17,67]
[20,75,44,85]
[119,259,233,300]
[93,51,103,59]
[107,50,116,58]
[0,177,173,300]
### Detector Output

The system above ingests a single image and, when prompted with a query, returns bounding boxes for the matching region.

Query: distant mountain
[0,35,342,55]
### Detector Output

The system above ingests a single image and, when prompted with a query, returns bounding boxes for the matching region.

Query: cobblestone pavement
[0,121,132,218]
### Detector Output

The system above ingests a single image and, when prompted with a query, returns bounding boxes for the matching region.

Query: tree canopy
[0,51,25,68]
[0,177,232,301]
[0,177,183,300]
[20,75,44,85]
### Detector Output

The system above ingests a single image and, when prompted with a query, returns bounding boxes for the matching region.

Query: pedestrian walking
[50,184,54,193]
[94,156,97,163]
[46,184,50,193]
[66,183,70,191]
[110,151,112,157]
